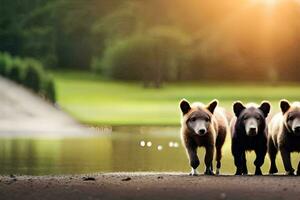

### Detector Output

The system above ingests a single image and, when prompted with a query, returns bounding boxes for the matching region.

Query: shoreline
[0,172,299,200]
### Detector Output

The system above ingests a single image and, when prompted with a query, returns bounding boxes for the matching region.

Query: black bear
[179,99,228,175]
[268,100,300,175]
[231,101,271,175]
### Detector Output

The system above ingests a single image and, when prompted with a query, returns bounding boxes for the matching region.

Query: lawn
[52,71,300,126]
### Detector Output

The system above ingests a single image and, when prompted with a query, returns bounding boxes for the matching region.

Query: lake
[0,126,297,175]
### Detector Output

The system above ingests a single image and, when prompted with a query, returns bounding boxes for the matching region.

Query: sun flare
[264,0,279,5]
[250,0,281,6]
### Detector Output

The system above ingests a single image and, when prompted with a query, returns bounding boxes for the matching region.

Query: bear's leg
[241,152,248,175]
[215,129,226,175]
[280,148,295,175]
[268,139,278,174]
[254,147,266,175]
[297,161,300,176]
[204,146,215,175]
[216,146,222,175]
[232,144,243,175]
[186,145,200,176]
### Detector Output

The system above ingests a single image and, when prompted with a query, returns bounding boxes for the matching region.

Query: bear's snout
[248,127,258,136]
[245,117,258,136]
[198,128,207,135]
[294,126,300,135]
[291,118,300,135]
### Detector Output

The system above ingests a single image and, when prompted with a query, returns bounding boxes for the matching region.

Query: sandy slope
[0,173,299,200]
[0,77,93,137]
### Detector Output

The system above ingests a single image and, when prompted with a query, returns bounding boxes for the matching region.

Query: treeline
[0,52,56,102]
[1,0,300,86]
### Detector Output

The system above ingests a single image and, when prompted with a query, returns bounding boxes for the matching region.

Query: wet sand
[0,173,299,200]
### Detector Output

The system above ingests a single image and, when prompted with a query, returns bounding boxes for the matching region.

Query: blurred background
[0,0,300,175]
[2,0,300,83]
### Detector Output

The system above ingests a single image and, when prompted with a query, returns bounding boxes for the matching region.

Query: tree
[99,27,190,87]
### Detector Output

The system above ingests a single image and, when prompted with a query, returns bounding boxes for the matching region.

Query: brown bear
[179,99,228,175]
[268,100,300,175]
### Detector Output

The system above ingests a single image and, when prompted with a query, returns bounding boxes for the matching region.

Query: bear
[231,101,271,175]
[268,100,300,175]
[179,99,228,176]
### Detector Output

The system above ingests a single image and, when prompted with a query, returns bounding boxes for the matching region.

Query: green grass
[52,70,300,125]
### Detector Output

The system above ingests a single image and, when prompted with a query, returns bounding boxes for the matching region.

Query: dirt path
[0,173,298,200]
[0,77,93,137]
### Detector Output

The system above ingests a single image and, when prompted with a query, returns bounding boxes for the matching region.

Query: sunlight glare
[250,0,281,6]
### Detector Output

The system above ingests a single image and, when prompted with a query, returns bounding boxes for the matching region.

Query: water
[0,126,297,175]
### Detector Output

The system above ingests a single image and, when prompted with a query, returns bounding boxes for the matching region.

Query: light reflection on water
[0,126,297,175]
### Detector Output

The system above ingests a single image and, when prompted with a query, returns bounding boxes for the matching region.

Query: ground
[0,173,299,200]
[53,70,300,126]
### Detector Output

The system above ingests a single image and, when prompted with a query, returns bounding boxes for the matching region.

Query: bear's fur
[179,99,228,175]
[231,101,271,175]
[268,100,300,175]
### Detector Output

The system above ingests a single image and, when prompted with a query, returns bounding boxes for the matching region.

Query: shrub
[97,27,190,87]
[91,57,103,73]
[100,35,173,87]
[7,58,24,84]
[43,76,56,103]
[0,57,6,76]
[0,53,13,76]
[23,59,43,93]
[100,36,149,80]
[0,52,56,103]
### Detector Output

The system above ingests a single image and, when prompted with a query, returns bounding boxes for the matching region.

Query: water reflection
[0,126,297,175]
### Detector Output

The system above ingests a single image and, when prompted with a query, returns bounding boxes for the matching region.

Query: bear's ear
[259,101,271,118]
[180,99,191,115]
[233,101,245,117]
[280,99,290,114]
[207,99,218,114]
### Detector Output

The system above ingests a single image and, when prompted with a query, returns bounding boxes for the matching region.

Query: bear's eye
[205,117,210,122]
[190,117,196,122]
[255,116,260,120]
[288,116,294,121]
